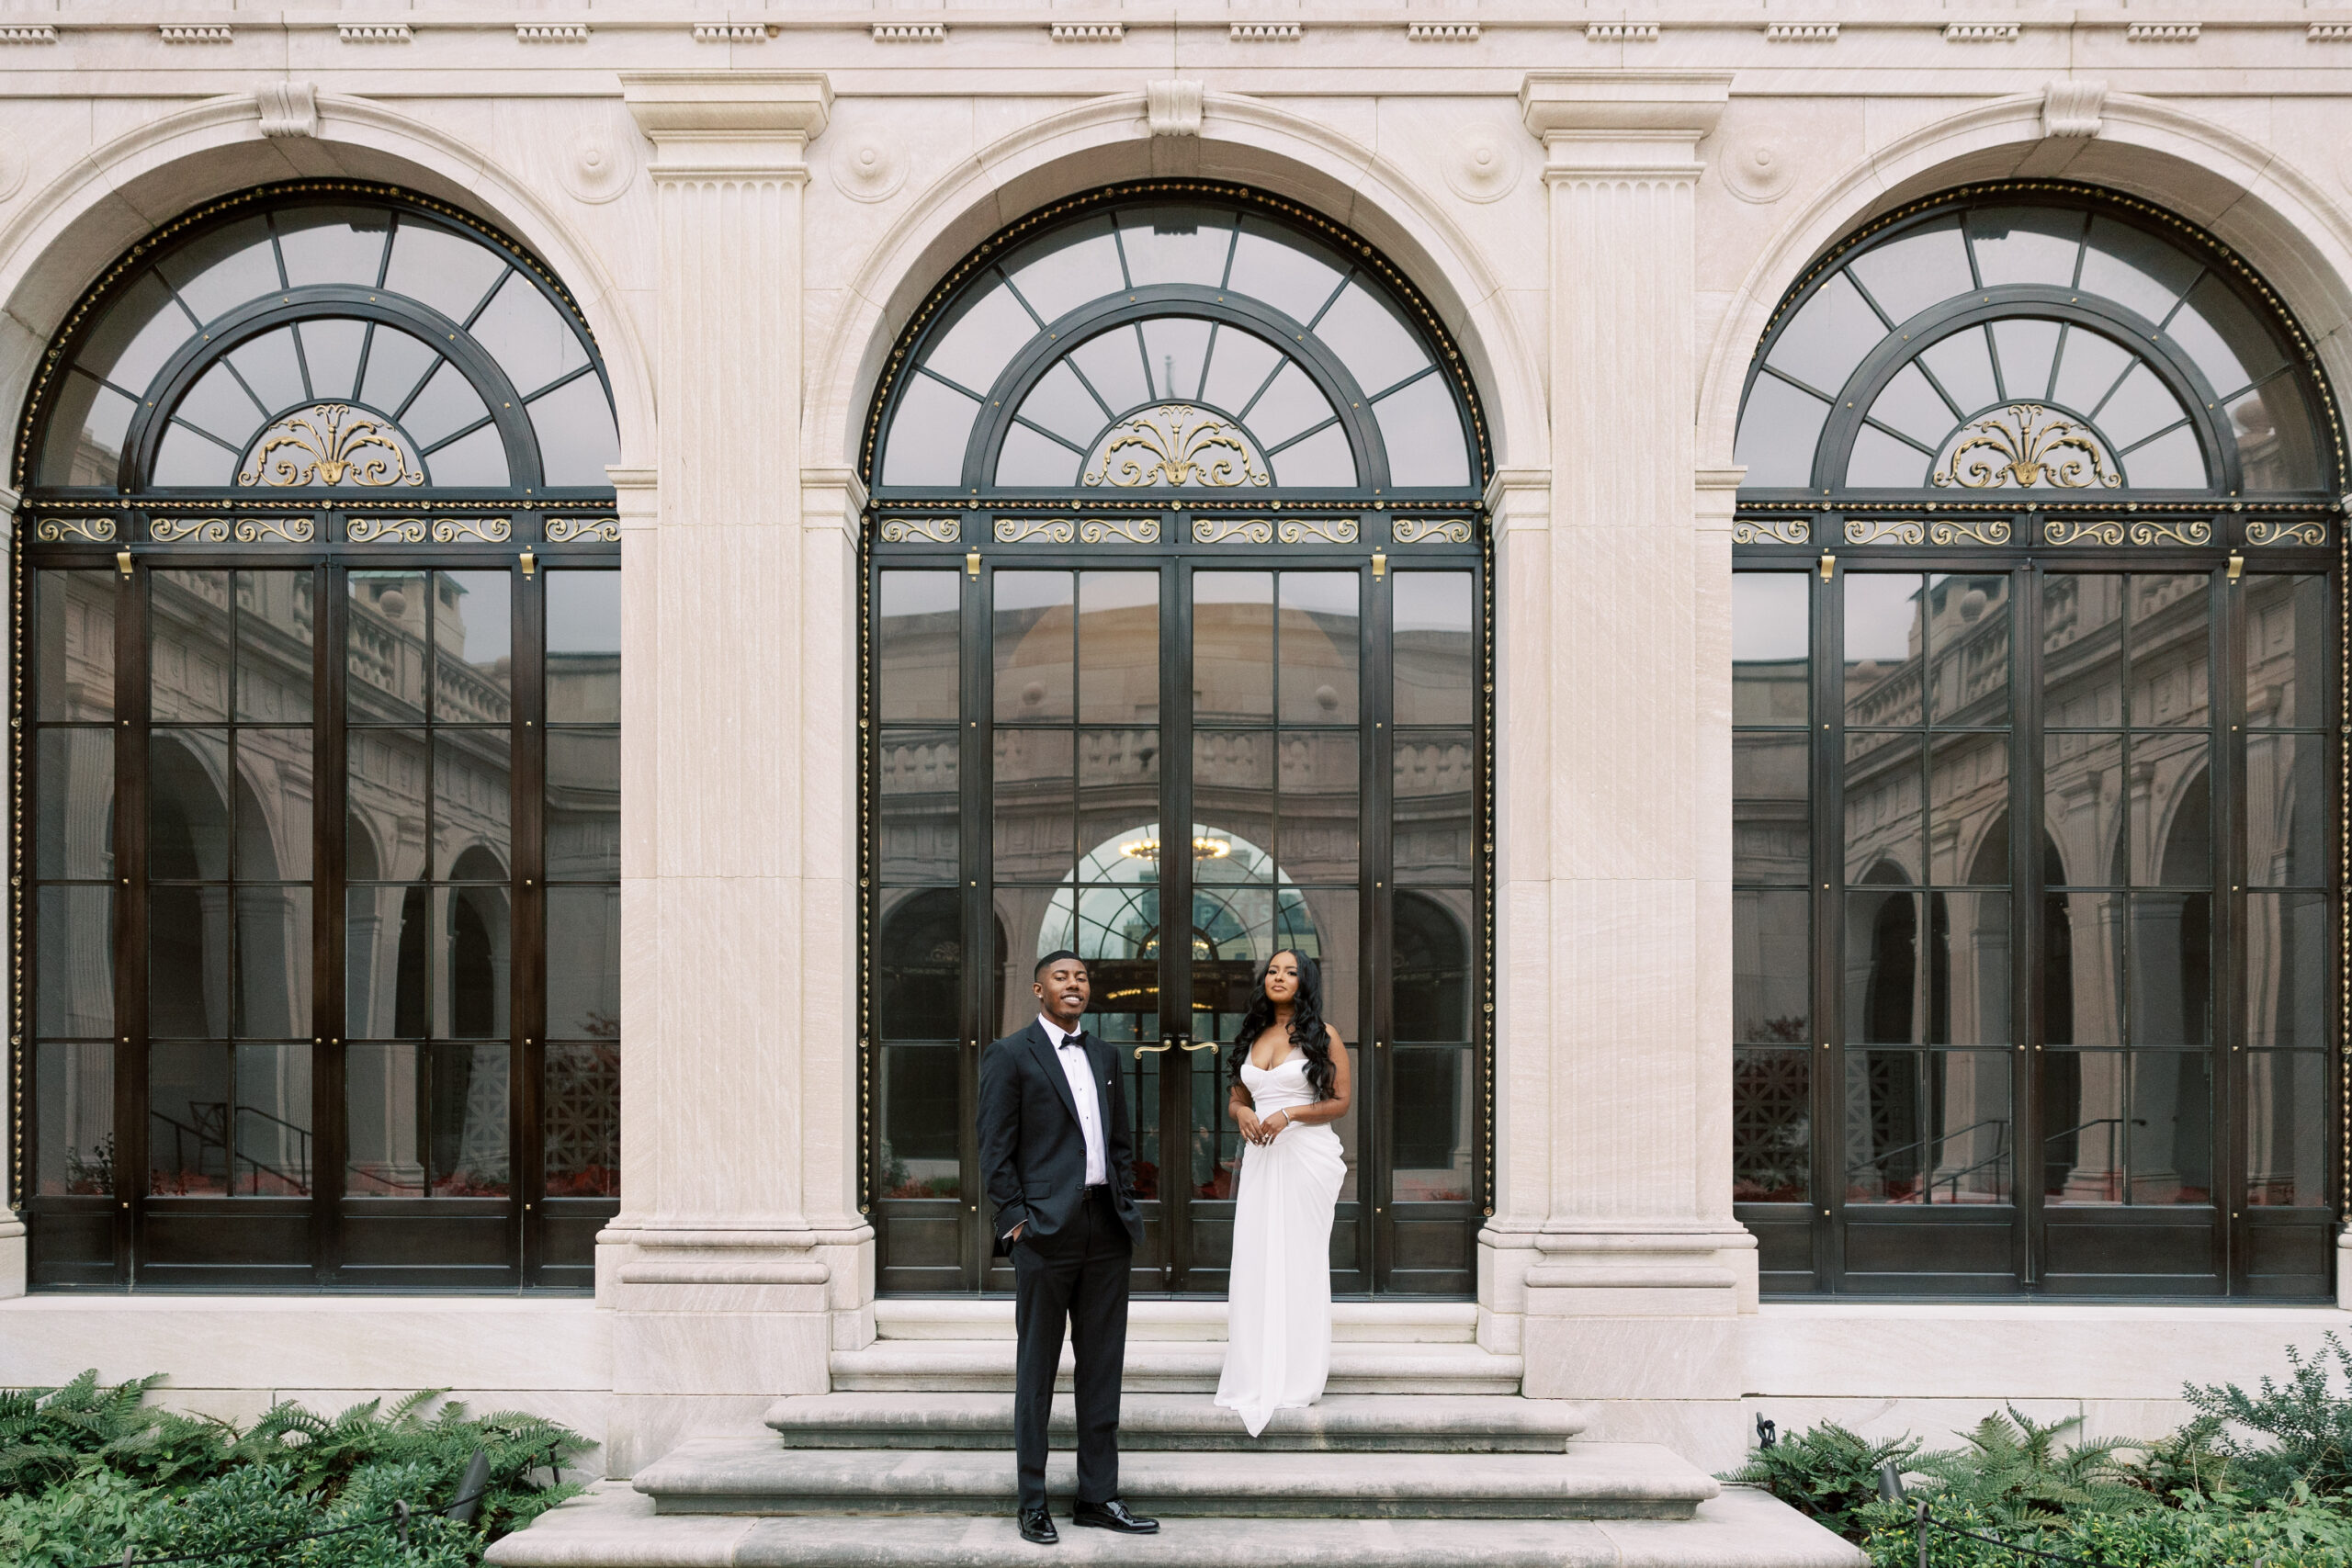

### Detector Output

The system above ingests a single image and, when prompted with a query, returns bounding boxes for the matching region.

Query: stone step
[633,1437,1717,1520]
[489,1481,1870,1568]
[873,1297,1480,1343]
[829,1338,1522,1394]
[763,1393,1584,1451]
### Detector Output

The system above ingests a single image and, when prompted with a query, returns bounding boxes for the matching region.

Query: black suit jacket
[978,1021,1144,1257]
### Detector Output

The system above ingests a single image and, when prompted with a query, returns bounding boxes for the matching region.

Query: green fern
[1719,1420,1927,1540]
[1912,1405,2154,1525]
[2181,1331,2352,1499]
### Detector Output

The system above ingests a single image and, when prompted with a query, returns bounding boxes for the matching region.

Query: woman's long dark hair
[1228,950,1335,1101]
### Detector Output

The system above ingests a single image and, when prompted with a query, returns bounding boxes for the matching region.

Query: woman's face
[1263,952,1301,1004]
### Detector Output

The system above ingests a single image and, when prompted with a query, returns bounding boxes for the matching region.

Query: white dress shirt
[1040,1014,1109,1187]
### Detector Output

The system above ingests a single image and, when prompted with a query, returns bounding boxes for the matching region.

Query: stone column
[599,72,867,1475]
[0,484,22,1299]
[1499,72,1753,1465]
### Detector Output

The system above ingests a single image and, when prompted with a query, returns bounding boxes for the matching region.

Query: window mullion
[313,555,348,1283]
[1814,562,1843,1290]
[2015,555,2045,1291]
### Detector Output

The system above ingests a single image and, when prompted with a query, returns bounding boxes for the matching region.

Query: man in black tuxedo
[978,951,1159,1546]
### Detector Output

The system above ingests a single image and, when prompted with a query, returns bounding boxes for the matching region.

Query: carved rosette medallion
[240,403,424,488]
[1934,404,2121,491]
[1084,404,1269,489]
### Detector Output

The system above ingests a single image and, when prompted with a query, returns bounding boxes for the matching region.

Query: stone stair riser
[650,1493,1701,1521]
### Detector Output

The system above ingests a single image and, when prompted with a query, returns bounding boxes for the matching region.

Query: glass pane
[2129,1050,2211,1204]
[1733,733,1808,885]
[1934,892,2010,1045]
[2168,271,2285,400]
[1227,221,1346,324]
[546,885,620,1041]
[877,570,960,725]
[2097,361,2188,452]
[1393,887,1472,1041]
[2130,574,2209,727]
[2050,326,2135,420]
[149,1044,231,1196]
[1014,360,1110,449]
[1078,572,1159,726]
[2080,216,2200,323]
[2120,423,2207,489]
[36,886,113,1038]
[1199,326,1285,422]
[150,728,230,879]
[1278,573,1359,726]
[232,1043,312,1195]
[1317,281,1430,396]
[1394,732,1475,884]
[1845,425,1930,489]
[2129,892,2209,1045]
[2042,889,2123,1048]
[1844,731,1922,885]
[435,731,513,880]
[384,218,507,321]
[527,372,619,487]
[348,571,429,723]
[1278,731,1358,883]
[1734,1047,1810,1201]
[160,217,277,323]
[1734,579,1813,731]
[345,1041,424,1193]
[1194,572,1273,723]
[2245,892,2329,1048]
[1068,329,1153,420]
[1272,425,1362,493]
[1844,1048,2011,1202]
[436,885,511,1039]
[152,421,234,488]
[425,1042,511,1194]
[1845,575,1923,728]
[545,1041,620,1197]
[345,891,423,1043]
[879,375,980,487]
[1928,734,2008,885]
[234,571,314,724]
[2130,732,2209,886]
[994,571,1074,724]
[1732,375,1828,488]
[1078,728,1157,872]
[470,270,588,398]
[2043,732,2121,886]
[152,570,232,723]
[42,370,136,484]
[546,728,620,880]
[994,728,1073,883]
[237,728,313,882]
[1967,206,2084,288]
[1391,1044,1473,1201]
[1765,272,1883,398]
[1374,375,1470,488]
[171,361,262,446]
[225,326,306,421]
[1867,362,1958,451]
[880,1045,963,1200]
[1139,316,1213,402]
[2042,575,2123,726]
[878,728,958,884]
[547,570,622,725]
[876,887,966,1041]
[234,886,311,1038]
[922,279,1035,396]
[1845,887,1920,1043]
[36,571,115,722]
[1928,574,2009,725]
[2245,1052,2327,1207]
[2246,576,2328,726]
[1394,572,1474,728]
[996,423,1081,488]
[435,571,512,720]
[1847,218,1973,324]
[76,270,193,393]
[37,729,115,880]
[2229,378,2324,492]
[149,886,225,1038]
[276,206,391,288]
[2041,1048,2124,1201]
[348,728,428,882]
[35,1041,114,1196]
[1194,729,1273,865]
[1736,890,1810,1044]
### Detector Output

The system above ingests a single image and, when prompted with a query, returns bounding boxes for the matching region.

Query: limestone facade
[0,0,2347,1479]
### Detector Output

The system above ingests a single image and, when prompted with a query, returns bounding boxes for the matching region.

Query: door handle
[1180,1040,1218,1052]
[1134,1037,1175,1059]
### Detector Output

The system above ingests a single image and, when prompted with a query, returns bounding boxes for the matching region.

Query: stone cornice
[1521,70,1729,175]
[621,70,831,176]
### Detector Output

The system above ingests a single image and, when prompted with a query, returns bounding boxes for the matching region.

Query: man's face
[1035,959,1091,1021]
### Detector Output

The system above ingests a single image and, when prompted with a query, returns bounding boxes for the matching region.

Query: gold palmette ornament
[240,403,425,488]
[1935,403,2121,490]
[1085,404,1270,489]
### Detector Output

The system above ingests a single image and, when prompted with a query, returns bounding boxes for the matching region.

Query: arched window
[17,184,622,1292]
[863,184,1489,1298]
[1730,184,2340,1302]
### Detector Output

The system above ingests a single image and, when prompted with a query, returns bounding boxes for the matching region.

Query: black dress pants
[1010,1185,1132,1513]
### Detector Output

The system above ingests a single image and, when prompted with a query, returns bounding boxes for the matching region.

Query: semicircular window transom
[1735,187,2336,500]
[29,189,620,496]
[871,191,1484,499]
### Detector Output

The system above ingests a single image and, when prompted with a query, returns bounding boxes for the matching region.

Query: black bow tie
[1057,1032,1081,1051]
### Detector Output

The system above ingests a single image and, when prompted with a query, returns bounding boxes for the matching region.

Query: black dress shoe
[1019,1507,1059,1545]
[1072,1499,1159,1534]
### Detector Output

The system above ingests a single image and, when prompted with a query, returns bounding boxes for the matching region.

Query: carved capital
[1146,80,1204,138]
[1520,70,1729,174]
[2042,79,2107,140]
[621,71,832,175]
[256,81,318,140]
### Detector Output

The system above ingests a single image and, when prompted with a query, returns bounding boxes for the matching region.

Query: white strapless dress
[1215,1052,1347,1437]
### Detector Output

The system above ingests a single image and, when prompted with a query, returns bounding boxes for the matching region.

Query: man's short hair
[1035,949,1086,980]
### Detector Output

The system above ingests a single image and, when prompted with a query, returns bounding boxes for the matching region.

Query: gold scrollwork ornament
[1277,517,1360,545]
[431,517,514,544]
[345,516,428,544]
[1935,404,2121,490]
[2246,519,2328,547]
[548,517,623,543]
[1085,404,1270,489]
[232,515,317,544]
[1730,517,1810,546]
[877,516,959,545]
[1394,517,1476,545]
[147,517,228,543]
[2041,518,2127,546]
[1843,517,1925,546]
[1927,517,2014,546]
[1078,517,1160,545]
[2126,518,2212,547]
[993,517,1076,545]
[240,403,424,488]
[1192,516,1274,545]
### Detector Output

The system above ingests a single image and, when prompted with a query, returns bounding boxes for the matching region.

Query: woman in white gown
[1214,950,1352,1438]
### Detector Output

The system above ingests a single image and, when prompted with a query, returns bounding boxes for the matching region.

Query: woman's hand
[1233,1103,1264,1145]
[1257,1110,1291,1145]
